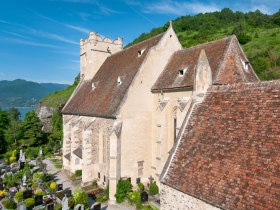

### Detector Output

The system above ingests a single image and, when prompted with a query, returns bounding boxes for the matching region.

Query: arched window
[172,107,178,142]
[75,158,80,165]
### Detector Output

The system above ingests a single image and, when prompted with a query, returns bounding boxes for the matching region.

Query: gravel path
[43,158,80,191]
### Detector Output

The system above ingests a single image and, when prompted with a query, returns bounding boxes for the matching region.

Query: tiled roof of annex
[162,80,280,209]
[152,35,258,92]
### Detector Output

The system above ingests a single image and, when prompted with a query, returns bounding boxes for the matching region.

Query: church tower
[80,32,123,80]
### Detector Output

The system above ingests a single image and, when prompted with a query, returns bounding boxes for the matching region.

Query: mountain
[128,8,280,81]
[0,79,68,107]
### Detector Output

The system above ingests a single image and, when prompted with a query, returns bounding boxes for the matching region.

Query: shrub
[75,170,82,177]
[137,182,145,192]
[15,191,23,202]
[96,185,109,203]
[3,199,17,209]
[25,198,35,207]
[68,196,75,208]
[149,181,159,195]
[92,179,98,188]
[73,189,88,207]
[50,182,57,190]
[54,204,62,210]
[115,179,132,203]
[127,191,141,205]
[34,189,45,196]
[0,190,7,198]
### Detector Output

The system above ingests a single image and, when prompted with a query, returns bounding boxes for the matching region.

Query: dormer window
[92,82,98,90]
[242,59,249,71]
[138,49,145,57]
[117,76,122,85]
[178,67,188,77]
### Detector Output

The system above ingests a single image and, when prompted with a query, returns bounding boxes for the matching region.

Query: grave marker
[74,204,84,210]
[35,195,43,206]
[62,194,69,210]
[23,189,33,199]
[17,202,26,210]
[57,184,63,191]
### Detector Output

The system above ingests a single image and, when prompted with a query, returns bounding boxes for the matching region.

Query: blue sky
[0,0,279,84]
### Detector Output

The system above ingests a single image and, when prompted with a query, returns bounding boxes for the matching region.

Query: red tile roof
[152,35,258,92]
[62,34,164,117]
[162,81,280,209]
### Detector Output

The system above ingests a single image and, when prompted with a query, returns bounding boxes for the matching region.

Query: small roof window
[241,59,250,72]
[138,49,145,57]
[117,76,122,85]
[92,82,98,90]
[178,67,188,77]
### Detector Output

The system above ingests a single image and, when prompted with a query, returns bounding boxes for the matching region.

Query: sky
[0,0,279,84]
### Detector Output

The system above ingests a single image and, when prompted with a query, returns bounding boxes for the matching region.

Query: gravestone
[0,183,4,190]
[39,148,43,156]
[57,184,63,191]
[22,174,27,187]
[62,194,69,210]
[46,203,54,210]
[17,202,27,210]
[74,204,84,210]
[35,195,43,206]
[5,166,11,173]
[141,191,148,203]
[19,162,25,170]
[90,203,101,210]
[23,189,33,199]
[43,175,51,182]
[65,189,72,197]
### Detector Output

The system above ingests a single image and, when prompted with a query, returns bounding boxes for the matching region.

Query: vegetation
[15,191,23,202]
[149,181,159,195]
[0,79,67,107]
[75,170,82,177]
[25,198,35,207]
[128,9,280,81]
[2,198,17,209]
[115,179,132,203]
[73,189,88,207]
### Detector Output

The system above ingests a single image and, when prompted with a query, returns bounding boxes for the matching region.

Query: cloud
[143,1,220,16]
[1,37,59,49]
[64,24,90,34]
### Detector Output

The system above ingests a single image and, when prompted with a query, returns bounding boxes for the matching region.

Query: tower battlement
[80,32,123,80]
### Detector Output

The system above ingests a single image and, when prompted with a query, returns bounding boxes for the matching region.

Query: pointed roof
[62,33,164,118]
[152,35,259,92]
[162,80,280,209]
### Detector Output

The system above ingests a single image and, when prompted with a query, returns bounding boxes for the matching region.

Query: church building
[61,22,270,205]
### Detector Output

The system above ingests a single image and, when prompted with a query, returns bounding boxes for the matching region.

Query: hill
[0,79,68,107]
[40,9,280,112]
[128,8,280,81]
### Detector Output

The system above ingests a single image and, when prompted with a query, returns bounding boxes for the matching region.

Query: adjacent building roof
[162,81,280,209]
[62,34,164,118]
[152,35,259,92]
[73,146,83,159]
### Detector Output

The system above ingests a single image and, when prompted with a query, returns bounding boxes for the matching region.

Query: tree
[0,109,9,153]
[22,111,43,146]
[73,189,88,207]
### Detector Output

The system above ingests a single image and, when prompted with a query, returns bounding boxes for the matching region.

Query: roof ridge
[208,80,280,92]
[111,33,165,57]
[176,35,234,54]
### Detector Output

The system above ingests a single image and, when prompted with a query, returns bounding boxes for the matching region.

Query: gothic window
[138,161,144,176]
[75,158,80,165]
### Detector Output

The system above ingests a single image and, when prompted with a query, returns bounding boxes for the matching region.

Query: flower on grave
[0,190,7,198]
[50,182,57,190]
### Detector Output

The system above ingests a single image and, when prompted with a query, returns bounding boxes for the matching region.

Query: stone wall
[160,184,220,210]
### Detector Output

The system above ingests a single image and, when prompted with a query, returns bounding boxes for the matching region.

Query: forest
[128,8,280,80]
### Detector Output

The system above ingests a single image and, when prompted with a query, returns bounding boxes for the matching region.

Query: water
[1,106,35,120]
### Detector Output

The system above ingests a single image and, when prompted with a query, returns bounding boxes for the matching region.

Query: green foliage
[149,181,159,195]
[73,189,88,207]
[15,191,23,202]
[23,111,43,146]
[96,185,109,203]
[68,196,75,207]
[75,170,82,177]
[25,198,35,207]
[137,182,145,192]
[2,199,17,209]
[115,179,132,203]
[127,9,280,81]
[54,204,62,210]
[127,191,141,206]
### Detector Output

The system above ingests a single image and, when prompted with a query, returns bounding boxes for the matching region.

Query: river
[0,106,35,120]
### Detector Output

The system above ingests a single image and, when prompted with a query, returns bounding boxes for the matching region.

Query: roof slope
[152,36,258,92]
[162,81,280,209]
[62,34,163,117]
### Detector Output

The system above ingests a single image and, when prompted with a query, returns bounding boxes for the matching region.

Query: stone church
[61,22,269,205]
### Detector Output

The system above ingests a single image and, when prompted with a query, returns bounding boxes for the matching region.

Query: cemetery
[0,148,159,210]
